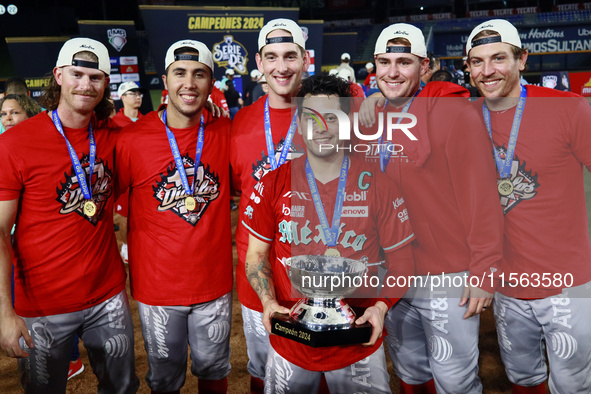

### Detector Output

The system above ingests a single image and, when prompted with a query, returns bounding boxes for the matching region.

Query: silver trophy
[271,255,373,347]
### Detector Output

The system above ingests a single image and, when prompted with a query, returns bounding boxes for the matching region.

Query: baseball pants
[264,344,391,393]
[18,290,139,394]
[241,305,270,379]
[384,271,482,393]
[494,281,591,393]
[137,292,232,392]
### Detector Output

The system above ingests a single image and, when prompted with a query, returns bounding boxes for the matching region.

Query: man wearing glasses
[113,81,144,127]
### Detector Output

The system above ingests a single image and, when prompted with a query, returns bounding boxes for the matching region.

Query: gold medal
[324,248,341,257]
[83,200,97,217]
[497,179,514,197]
[185,196,196,211]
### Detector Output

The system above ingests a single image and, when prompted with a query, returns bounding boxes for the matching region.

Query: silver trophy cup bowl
[286,255,368,331]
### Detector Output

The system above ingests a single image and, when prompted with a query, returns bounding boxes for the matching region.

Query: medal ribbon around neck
[304,155,350,247]
[163,109,205,201]
[51,109,96,204]
[482,85,527,181]
[264,96,298,170]
[379,89,420,172]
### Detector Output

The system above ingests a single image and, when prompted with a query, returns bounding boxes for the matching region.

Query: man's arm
[0,199,33,358]
[245,234,289,333]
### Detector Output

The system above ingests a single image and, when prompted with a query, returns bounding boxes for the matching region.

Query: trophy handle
[361,256,384,274]
[285,257,292,276]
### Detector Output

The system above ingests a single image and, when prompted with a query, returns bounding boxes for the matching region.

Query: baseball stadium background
[1,1,591,392]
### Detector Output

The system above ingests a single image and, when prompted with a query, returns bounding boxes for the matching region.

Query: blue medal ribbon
[51,110,95,202]
[482,85,527,180]
[264,97,298,170]
[304,155,350,247]
[379,89,420,172]
[163,109,205,198]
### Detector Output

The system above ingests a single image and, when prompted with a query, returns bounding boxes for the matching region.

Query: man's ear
[518,50,528,72]
[54,67,63,86]
[162,74,168,91]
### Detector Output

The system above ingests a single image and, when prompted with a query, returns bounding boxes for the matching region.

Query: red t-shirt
[112,108,143,216]
[115,110,233,305]
[230,95,305,311]
[360,82,504,292]
[0,112,125,317]
[350,82,366,98]
[112,108,143,128]
[210,86,229,112]
[479,85,591,298]
[244,155,414,370]
[364,73,377,89]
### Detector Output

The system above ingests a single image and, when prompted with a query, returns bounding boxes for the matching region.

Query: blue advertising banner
[78,20,153,113]
[139,6,321,88]
[435,25,591,57]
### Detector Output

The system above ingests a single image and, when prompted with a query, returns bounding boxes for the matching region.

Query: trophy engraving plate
[271,311,371,348]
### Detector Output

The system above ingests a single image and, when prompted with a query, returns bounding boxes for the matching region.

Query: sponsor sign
[436,25,591,57]
[140,6,323,85]
[569,71,591,96]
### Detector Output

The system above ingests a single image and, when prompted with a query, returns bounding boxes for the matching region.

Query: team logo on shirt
[251,139,304,181]
[153,155,220,226]
[56,154,113,226]
[495,145,540,214]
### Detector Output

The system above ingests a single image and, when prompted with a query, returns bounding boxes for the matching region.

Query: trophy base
[271,312,372,348]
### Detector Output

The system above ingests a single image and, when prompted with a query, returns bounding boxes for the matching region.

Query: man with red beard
[0,37,139,393]
[466,19,591,393]
[230,18,309,393]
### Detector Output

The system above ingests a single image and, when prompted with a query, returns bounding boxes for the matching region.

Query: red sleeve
[363,75,371,87]
[375,170,415,254]
[229,128,242,197]
[563,96,591,171]
[374,169,415,301]
[0,132,24,201]
[242,171,279,244]
[114,129,133,202]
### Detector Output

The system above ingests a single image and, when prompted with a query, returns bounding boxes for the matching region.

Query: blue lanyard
[379,89,420,172]
[264,97,298,170]
[51,110,95,201]
[304,155,349,247]
[163,109,205,197]
[482,85,527,179]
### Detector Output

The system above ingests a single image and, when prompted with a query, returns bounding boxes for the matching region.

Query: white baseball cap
[258,18,306,51]
[365,62,374,69]
[250,69,261,78]
[117,81,141,98]
[374,23,427,58]
[225,69,235,76]
[56,37,111,76]
[341,52,351,60]
[165,39,214,73]
[336,68,353,82]
[466,19,522,54]
[258,75,267,83]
